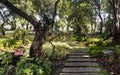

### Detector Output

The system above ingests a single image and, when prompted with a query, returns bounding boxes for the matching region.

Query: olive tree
[0,0,60,58]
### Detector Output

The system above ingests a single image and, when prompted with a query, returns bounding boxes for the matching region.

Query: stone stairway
[59,48,104,75]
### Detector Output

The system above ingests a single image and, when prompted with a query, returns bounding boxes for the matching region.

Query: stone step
[68,55,92,58]
[71,50,89,53]
[59,73,103,75]
[65,62,99,67]
[68,53,89,55]
[62,67,101,73]
[66,58,96,62]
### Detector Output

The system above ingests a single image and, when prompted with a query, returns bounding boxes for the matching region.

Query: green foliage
[94,39,112,47]
[13,29,31,45]
[70,37,76,41]
[0,55,51,75]
[42,58,51,74]
[0,38,31,53]
[0,52,13,75]
[84,38,99,47]
[1,29,31,49]
[13,28,28,40]
[84,38,112,47]
[0,38,7,50]
[0,65,7,75]
[42,42,71,60]
[52,46,67,60]
[58,0,94,41]
[89,46,103,57]
[87,38,113,57]
[16,57,51,75]
[28,35,34,41]
[3,39,17,48]
[58,0,71,17]
[0,52,13,65]
[3,39,22,49]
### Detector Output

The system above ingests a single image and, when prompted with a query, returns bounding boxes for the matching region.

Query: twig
[49,35,58,58]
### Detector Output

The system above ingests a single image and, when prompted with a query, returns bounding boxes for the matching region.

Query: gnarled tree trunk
[113,31,120,44]
[30,25,47,57]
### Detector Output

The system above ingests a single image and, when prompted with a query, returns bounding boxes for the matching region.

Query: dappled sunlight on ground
[68,41,88,50]
[73,46,86,49]
[82,55,91,58]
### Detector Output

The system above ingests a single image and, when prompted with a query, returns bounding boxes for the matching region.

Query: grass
[42,42,73,59]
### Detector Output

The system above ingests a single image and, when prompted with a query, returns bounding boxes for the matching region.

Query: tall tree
[66,1,93,41]
[89,0,104,36]
[108,0,120,44]
[0,0,60,57]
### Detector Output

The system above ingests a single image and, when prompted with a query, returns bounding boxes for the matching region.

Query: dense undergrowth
[86,37,120,75]
[0,29,73,75]
[0,40,72,75]
[0,30,73,75]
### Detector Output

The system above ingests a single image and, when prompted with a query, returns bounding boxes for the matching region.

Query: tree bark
[113,31,120,44]
[30,27,46,57]
[99,13,103,35]
[109,0,120,45]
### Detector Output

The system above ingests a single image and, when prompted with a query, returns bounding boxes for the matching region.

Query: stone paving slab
[71,50,89,53]
[69,53,89,55]
[68,55,92,58]
[65,62,99,67]
[59,73,104,75]
[62,67,101,73]
[66,58,96,62]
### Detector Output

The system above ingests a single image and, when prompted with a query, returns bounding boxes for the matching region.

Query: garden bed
[97,51,120,75]
[89,46,120,75]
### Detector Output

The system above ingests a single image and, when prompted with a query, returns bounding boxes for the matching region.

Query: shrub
[3,39,23,49]
[89,46,103,57]
[0,38,7,51]
[13,28,30,45]
[0,65,7,75]
[13,29,28,40]
[1,52,13,65]
[84,38,101,47]
[2,29,31,49]
[42,42,71,60]
[16,57,51,75]
[0,55,52,75]
[0,52,13,75]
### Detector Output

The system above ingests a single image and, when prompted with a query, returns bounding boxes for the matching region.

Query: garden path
[59,47,105,75]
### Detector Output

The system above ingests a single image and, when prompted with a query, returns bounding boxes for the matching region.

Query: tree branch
[51,0,60,26]
[108,0,113,6]
[0,0,38,28]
